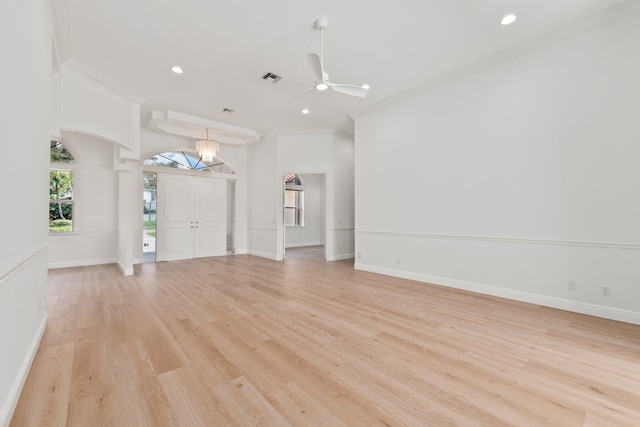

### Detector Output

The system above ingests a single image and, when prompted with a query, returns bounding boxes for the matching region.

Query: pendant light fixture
[195,129,219,163]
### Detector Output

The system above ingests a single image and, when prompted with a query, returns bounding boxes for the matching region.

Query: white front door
[157,173,194,261]
[194,176,227,258]
[156,173,227,262]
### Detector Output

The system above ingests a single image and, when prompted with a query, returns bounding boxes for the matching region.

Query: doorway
[142,172,157,263]
[156,172,227,261]
[282,173,326,260]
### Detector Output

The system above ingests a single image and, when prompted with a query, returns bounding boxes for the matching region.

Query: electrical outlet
[38,301,42,313]
[357,251,362,259]
[602,286,611,296]
[338,246,342,252]
[396,257,401,265]
[567,281,576,291]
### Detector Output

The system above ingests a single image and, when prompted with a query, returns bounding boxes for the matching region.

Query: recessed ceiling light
[302,109,310,114]
[362,84,370,90]
[500,14,517,26]
[315,83,328,91]
[171,66,183,74]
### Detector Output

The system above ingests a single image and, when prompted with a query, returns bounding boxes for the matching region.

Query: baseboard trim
[285,242,324,248]
[247,250,278,261]
[0,313,47,427]
[354,263,640,326]
[118,262,134,276]
[327,253,355,261]
[48,257,117,270]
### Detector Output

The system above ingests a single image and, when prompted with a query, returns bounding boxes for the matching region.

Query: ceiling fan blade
[306,53,324,82]
[285,86,315,101]
[327,83,369,98]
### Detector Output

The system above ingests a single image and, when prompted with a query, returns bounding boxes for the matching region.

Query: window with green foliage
[49,141,75,233]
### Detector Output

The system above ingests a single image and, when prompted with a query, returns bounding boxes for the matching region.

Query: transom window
[49,141,76,233]
[143,150,235,174]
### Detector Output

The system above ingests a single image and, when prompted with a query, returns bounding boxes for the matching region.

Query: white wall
[247,131,355,261]
[0,1,51,425]
[59,61,140,157]
[330,134,356,260]
[48,131,119,268]
[285,174,325,248]
[247,135,279,259]
[354,11,640,324]
[221,144,248,255]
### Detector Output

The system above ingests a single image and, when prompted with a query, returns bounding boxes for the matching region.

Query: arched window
[49,141,76,233]
[284,174,304,227]
[143,150,236,174]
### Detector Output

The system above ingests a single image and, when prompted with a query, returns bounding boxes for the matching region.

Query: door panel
[194,176,227,258]
[156,173,195,261]
[156,173,227,261]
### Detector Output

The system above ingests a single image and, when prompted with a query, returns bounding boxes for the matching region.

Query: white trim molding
[327,253,355,261]
[285,242,325,249]
[0,313,47,427]
[354,263,640,326]
[62,58,146,104]
[0,244,49,288]
[248,250,278,261]
[146,110,259,145]
[48,258,118,270]
[50,0,72,65]
[263,128,354,140]
[355,230,640,251]
[351,0,640,121]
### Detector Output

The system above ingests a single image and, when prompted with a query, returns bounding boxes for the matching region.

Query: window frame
[282,173,304,228]
[49,141,78,235]
[284,182,304,228]
[142,150,236,174]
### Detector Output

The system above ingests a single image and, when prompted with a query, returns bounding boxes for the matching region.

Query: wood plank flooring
[11,246,640,426]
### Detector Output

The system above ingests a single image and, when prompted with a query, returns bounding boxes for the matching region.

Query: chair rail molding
[0,243,49,288]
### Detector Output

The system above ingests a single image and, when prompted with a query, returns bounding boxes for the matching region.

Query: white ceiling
[54,0,630,136]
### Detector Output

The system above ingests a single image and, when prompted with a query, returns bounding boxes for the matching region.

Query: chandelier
[195,129,219,163]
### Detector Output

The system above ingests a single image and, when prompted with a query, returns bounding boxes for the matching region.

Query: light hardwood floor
[11,247,640,426]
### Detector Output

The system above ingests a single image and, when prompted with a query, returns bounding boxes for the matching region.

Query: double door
[156,173,227,261]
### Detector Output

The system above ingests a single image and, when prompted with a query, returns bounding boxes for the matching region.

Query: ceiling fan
[290,18,370,99]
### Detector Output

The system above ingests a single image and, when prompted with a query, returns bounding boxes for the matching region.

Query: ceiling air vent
[262,72,282,83]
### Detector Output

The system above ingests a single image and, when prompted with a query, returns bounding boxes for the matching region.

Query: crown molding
[351,0,640,120]
[145,110,260,145]
[61,58,146,104]
[50,0,71,66]
[262,128,354,140]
